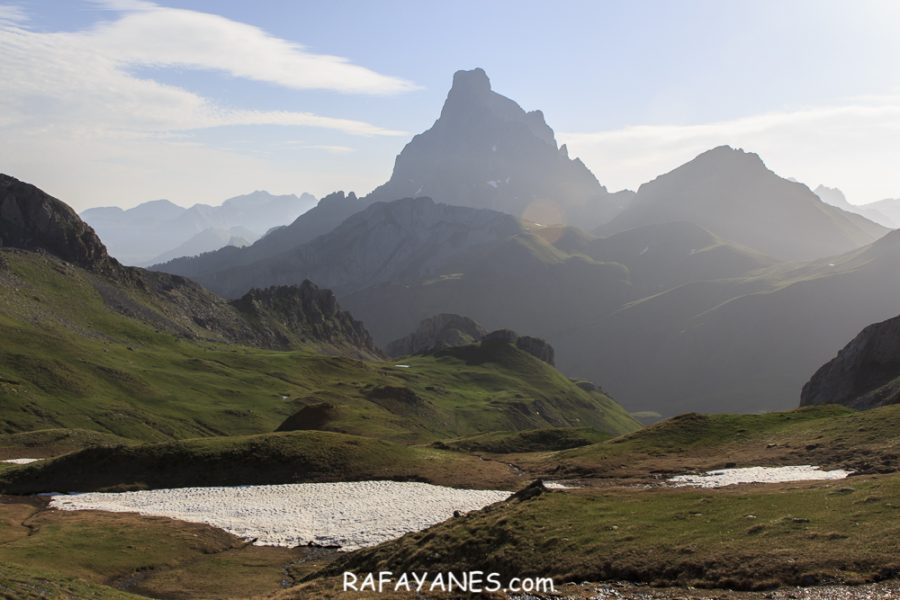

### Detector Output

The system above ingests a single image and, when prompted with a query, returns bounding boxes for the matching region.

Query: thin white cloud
[0,4,26,23]
[560,96,900,205]
[81,1,418,95]
[0,3,411,138]
[283,142,356,154]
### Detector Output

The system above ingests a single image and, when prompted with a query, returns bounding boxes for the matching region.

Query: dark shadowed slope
[557,230,900,415]
[605,146,887,261]
[175,197,524,299]
[802,314,900,409]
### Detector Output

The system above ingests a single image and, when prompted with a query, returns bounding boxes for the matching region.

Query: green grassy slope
[553,404,900,478]
[0,250,638,444]
[329,474,900,590]
[0,562,143,600]
[437,427,612,453]
[0,430,521,493]
[0,429,134,460]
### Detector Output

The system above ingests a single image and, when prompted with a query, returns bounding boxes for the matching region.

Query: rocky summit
[368,68,622,228]
[386,313,488,357]
[802,314,900,410]
[231,282,380,355]
[0,174,118,275]
[387,314,556,366]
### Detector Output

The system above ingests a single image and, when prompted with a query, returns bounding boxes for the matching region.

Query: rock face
[386,315,556,366]
[515,335,555,366]
[0,174,117,274]
[368,68,622,228]
[801,315,900,410]
[231,282,379,354]
[604,146,887,261]
[386,313,486,357]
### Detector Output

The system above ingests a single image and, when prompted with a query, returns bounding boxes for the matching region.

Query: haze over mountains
[813,185,900,229]
[602,147,888,261]
[7,66,898,419]
[144,67,900,417]
[82,190,317,266]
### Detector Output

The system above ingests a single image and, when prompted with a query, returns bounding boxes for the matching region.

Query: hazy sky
[2,0,900,210]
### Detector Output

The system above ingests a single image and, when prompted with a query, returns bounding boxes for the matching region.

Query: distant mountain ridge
[165,197,524,299]
[813,185,897,228]
[604,146,887,261]
[82,190,317,266]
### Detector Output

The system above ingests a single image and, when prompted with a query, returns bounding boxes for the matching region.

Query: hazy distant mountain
[858,197,900,228]
[801,314,900,410]
[556,229,900,415]
[604,147,888,261]
[82,190,316,266]
[535,221,776,296]
[813,185,896,228]
[147,226,256,266]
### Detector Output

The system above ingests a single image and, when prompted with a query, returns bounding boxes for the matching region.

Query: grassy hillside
[0,497,319,599]
[437,427,611,454]
[0,428,134,460]
[552,405,900,479]
[0,250,637,444]
[0,430,521,494]
[328,473,900,590]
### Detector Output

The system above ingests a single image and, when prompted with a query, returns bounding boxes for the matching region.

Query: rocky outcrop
[231,282,381,356]
[515,335,555,366]
[386,313,487,357]
[483,330,555,366]
[0,174,119,275]
[386,316,556,366]
[801,315,900,410]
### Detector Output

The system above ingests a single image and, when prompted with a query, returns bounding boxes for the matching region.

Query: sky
[2,0,900,211]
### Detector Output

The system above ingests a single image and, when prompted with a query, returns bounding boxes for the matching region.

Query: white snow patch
[50,481,510,550]
[393,364,410,368]
[2,458,42,465]
[639,246,649,256]
[486,180,500,188]
[544,481,575,490]
[668,465,851,488]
